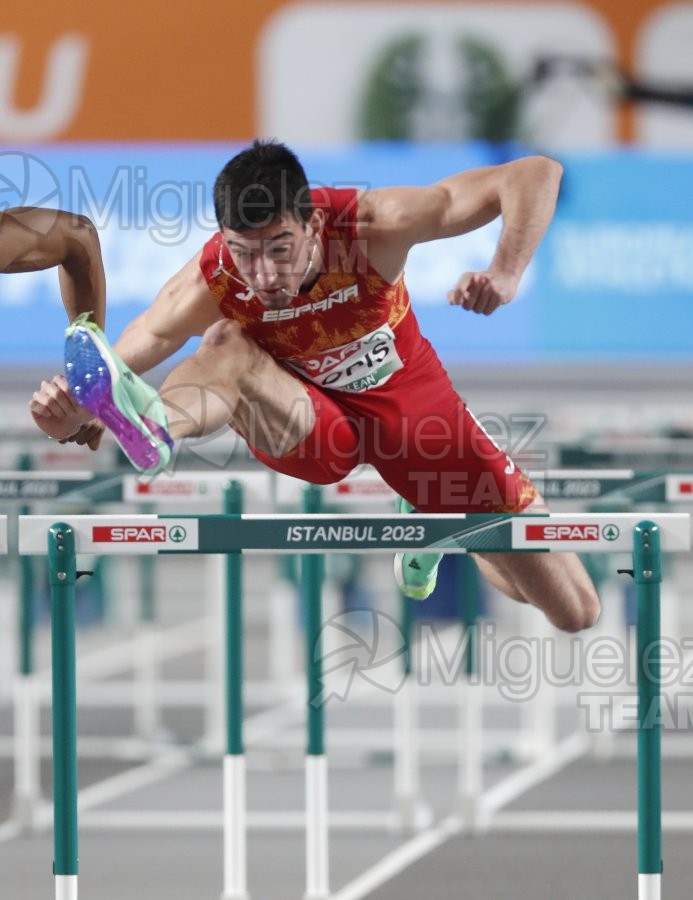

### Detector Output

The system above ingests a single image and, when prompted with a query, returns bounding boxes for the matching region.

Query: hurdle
[283,468,693,834]
[0,469,113,830]
[456,469,693,831]
[1,468,279,831]
[18,503,690,900]
[4,465,423,837]
[0,469,176,830]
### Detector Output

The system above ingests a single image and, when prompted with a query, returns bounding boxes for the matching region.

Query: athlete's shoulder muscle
[352,188,438,283]
[143,250,223,340]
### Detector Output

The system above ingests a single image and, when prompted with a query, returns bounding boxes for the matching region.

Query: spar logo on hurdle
[523,523,622,542]
[93,525,169,543]
[511,516,643,550]
[91,524,190,545]
[525,524,600,541]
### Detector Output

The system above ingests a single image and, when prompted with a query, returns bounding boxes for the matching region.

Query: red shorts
[249,339,536,514]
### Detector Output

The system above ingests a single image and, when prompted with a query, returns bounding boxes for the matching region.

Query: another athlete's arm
[0,207,106,326]
[356,156,563,315]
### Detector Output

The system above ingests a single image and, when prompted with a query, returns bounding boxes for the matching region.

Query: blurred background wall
[3,0,691,145]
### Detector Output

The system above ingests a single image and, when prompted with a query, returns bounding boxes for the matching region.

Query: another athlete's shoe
[393,497,443,600]
[64,313,173,473]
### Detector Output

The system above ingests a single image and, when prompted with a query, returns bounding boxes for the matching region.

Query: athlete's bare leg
[158,320,314,455]
[472,495,601,633]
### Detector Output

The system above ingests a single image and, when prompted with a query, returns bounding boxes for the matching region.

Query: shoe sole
[65,326,169,472]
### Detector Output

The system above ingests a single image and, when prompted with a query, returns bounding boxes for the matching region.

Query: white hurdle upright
[18,503,690,900]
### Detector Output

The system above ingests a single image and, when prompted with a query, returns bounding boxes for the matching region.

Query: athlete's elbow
[528,155,563,191]
[58,213,103,270]
[70,213,102,248]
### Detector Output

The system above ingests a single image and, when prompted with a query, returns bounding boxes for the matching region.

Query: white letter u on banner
[0,34,89,140]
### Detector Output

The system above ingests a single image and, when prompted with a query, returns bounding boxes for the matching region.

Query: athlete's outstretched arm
[357,156,563,314]
[113,250,223,374]
[0,207,106,327]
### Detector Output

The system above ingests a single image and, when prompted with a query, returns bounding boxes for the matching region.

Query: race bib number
[286,323,404,392]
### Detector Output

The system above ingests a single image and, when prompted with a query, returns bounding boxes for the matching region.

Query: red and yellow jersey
[198,187,424,393]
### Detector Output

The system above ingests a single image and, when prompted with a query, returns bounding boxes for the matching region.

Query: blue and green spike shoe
[64,313,173,473]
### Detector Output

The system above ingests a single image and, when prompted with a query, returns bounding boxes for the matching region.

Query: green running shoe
[64,313,173,473]
[393,496,443,600]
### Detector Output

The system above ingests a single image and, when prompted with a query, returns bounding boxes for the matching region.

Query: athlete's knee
[201,319,247,351]
[197,320,261,372]
[555,584,601,633]
[579,587,602,630]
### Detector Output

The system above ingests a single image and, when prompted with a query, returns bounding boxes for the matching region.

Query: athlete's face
[222,212,321,309]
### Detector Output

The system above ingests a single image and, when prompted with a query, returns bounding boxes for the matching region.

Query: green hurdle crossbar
[18,506,690,900]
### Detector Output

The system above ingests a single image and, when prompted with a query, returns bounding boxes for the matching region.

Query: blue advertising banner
[0,144,691,366]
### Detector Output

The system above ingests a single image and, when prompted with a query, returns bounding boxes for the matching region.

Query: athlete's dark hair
[213,140,313,231]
